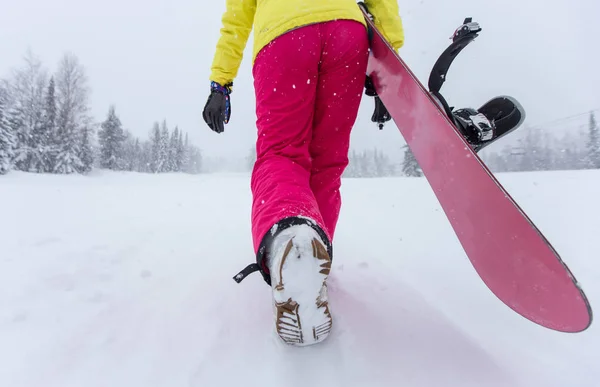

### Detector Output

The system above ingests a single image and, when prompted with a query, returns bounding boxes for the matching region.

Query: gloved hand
[203,81,232,133]
[365,76,391,130]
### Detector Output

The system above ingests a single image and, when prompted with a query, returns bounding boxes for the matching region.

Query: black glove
[203,81,232,134]
[365,76,391,130]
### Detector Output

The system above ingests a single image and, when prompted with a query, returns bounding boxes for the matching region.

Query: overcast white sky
[1,0,599,163]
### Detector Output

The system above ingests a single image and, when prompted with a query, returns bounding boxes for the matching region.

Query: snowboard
[360,6,592,332]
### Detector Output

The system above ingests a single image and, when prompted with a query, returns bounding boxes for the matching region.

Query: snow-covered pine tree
[0,88,16,174]
[168,126,180,172]
[27,111,47,173]
[133,137,142,172]
[6,104,26,169]
[176,129,184,172]
[120,131,133,171]
[98,105,125,170]
[588,111,599,169]
[157,120,169,173]
[6,50,48,172]
[402,144,422,177]
[150,122,161,173]
[39,77,58,172]
[179,132,202,174]
[54,53,91,174]
[78,125,94,173]
[54,115,82,174]
[140,139,153,173]
[28,78,57,173]
[119,130,142,172]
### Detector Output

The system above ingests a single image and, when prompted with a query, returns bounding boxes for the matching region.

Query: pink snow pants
[251,20,369,254]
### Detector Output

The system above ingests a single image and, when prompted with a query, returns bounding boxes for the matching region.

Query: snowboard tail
[360,7,592,332]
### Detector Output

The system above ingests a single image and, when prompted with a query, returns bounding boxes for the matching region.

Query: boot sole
[272,237,332,346]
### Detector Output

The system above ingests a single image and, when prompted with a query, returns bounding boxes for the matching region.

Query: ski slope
[1,169,598,387]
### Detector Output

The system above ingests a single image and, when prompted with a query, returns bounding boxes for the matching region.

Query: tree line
[0,50,202,176]
[342,110,600,178]
[244,145,424,178]
[342,147,422,178]
[97,106,202,174]
[480,111,600,173]
[2,50,598,178]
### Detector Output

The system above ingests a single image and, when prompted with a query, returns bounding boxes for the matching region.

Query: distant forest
[1,50,599,178]
[342,110,600,178]
[0,51,202,176]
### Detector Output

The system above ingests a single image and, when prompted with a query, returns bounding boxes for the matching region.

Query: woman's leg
[251,24,327,255]
[247,20,368,347]
[250,24,336,347]
[310,20,369,238]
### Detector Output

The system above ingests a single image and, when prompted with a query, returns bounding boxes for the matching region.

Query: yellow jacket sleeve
[364,0,405,50]
[209,0,257,86]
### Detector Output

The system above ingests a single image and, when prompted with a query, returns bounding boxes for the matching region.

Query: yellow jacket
[209,0,404,86]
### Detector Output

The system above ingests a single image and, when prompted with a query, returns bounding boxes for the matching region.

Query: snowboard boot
[452,95,526,152]
[266,224,333,346]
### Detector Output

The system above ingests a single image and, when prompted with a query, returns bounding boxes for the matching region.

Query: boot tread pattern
[273,237,332,346]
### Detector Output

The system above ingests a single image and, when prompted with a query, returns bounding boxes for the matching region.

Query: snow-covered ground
[1,169,598,387]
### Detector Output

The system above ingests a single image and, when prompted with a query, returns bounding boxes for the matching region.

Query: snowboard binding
[428,18,526,152]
